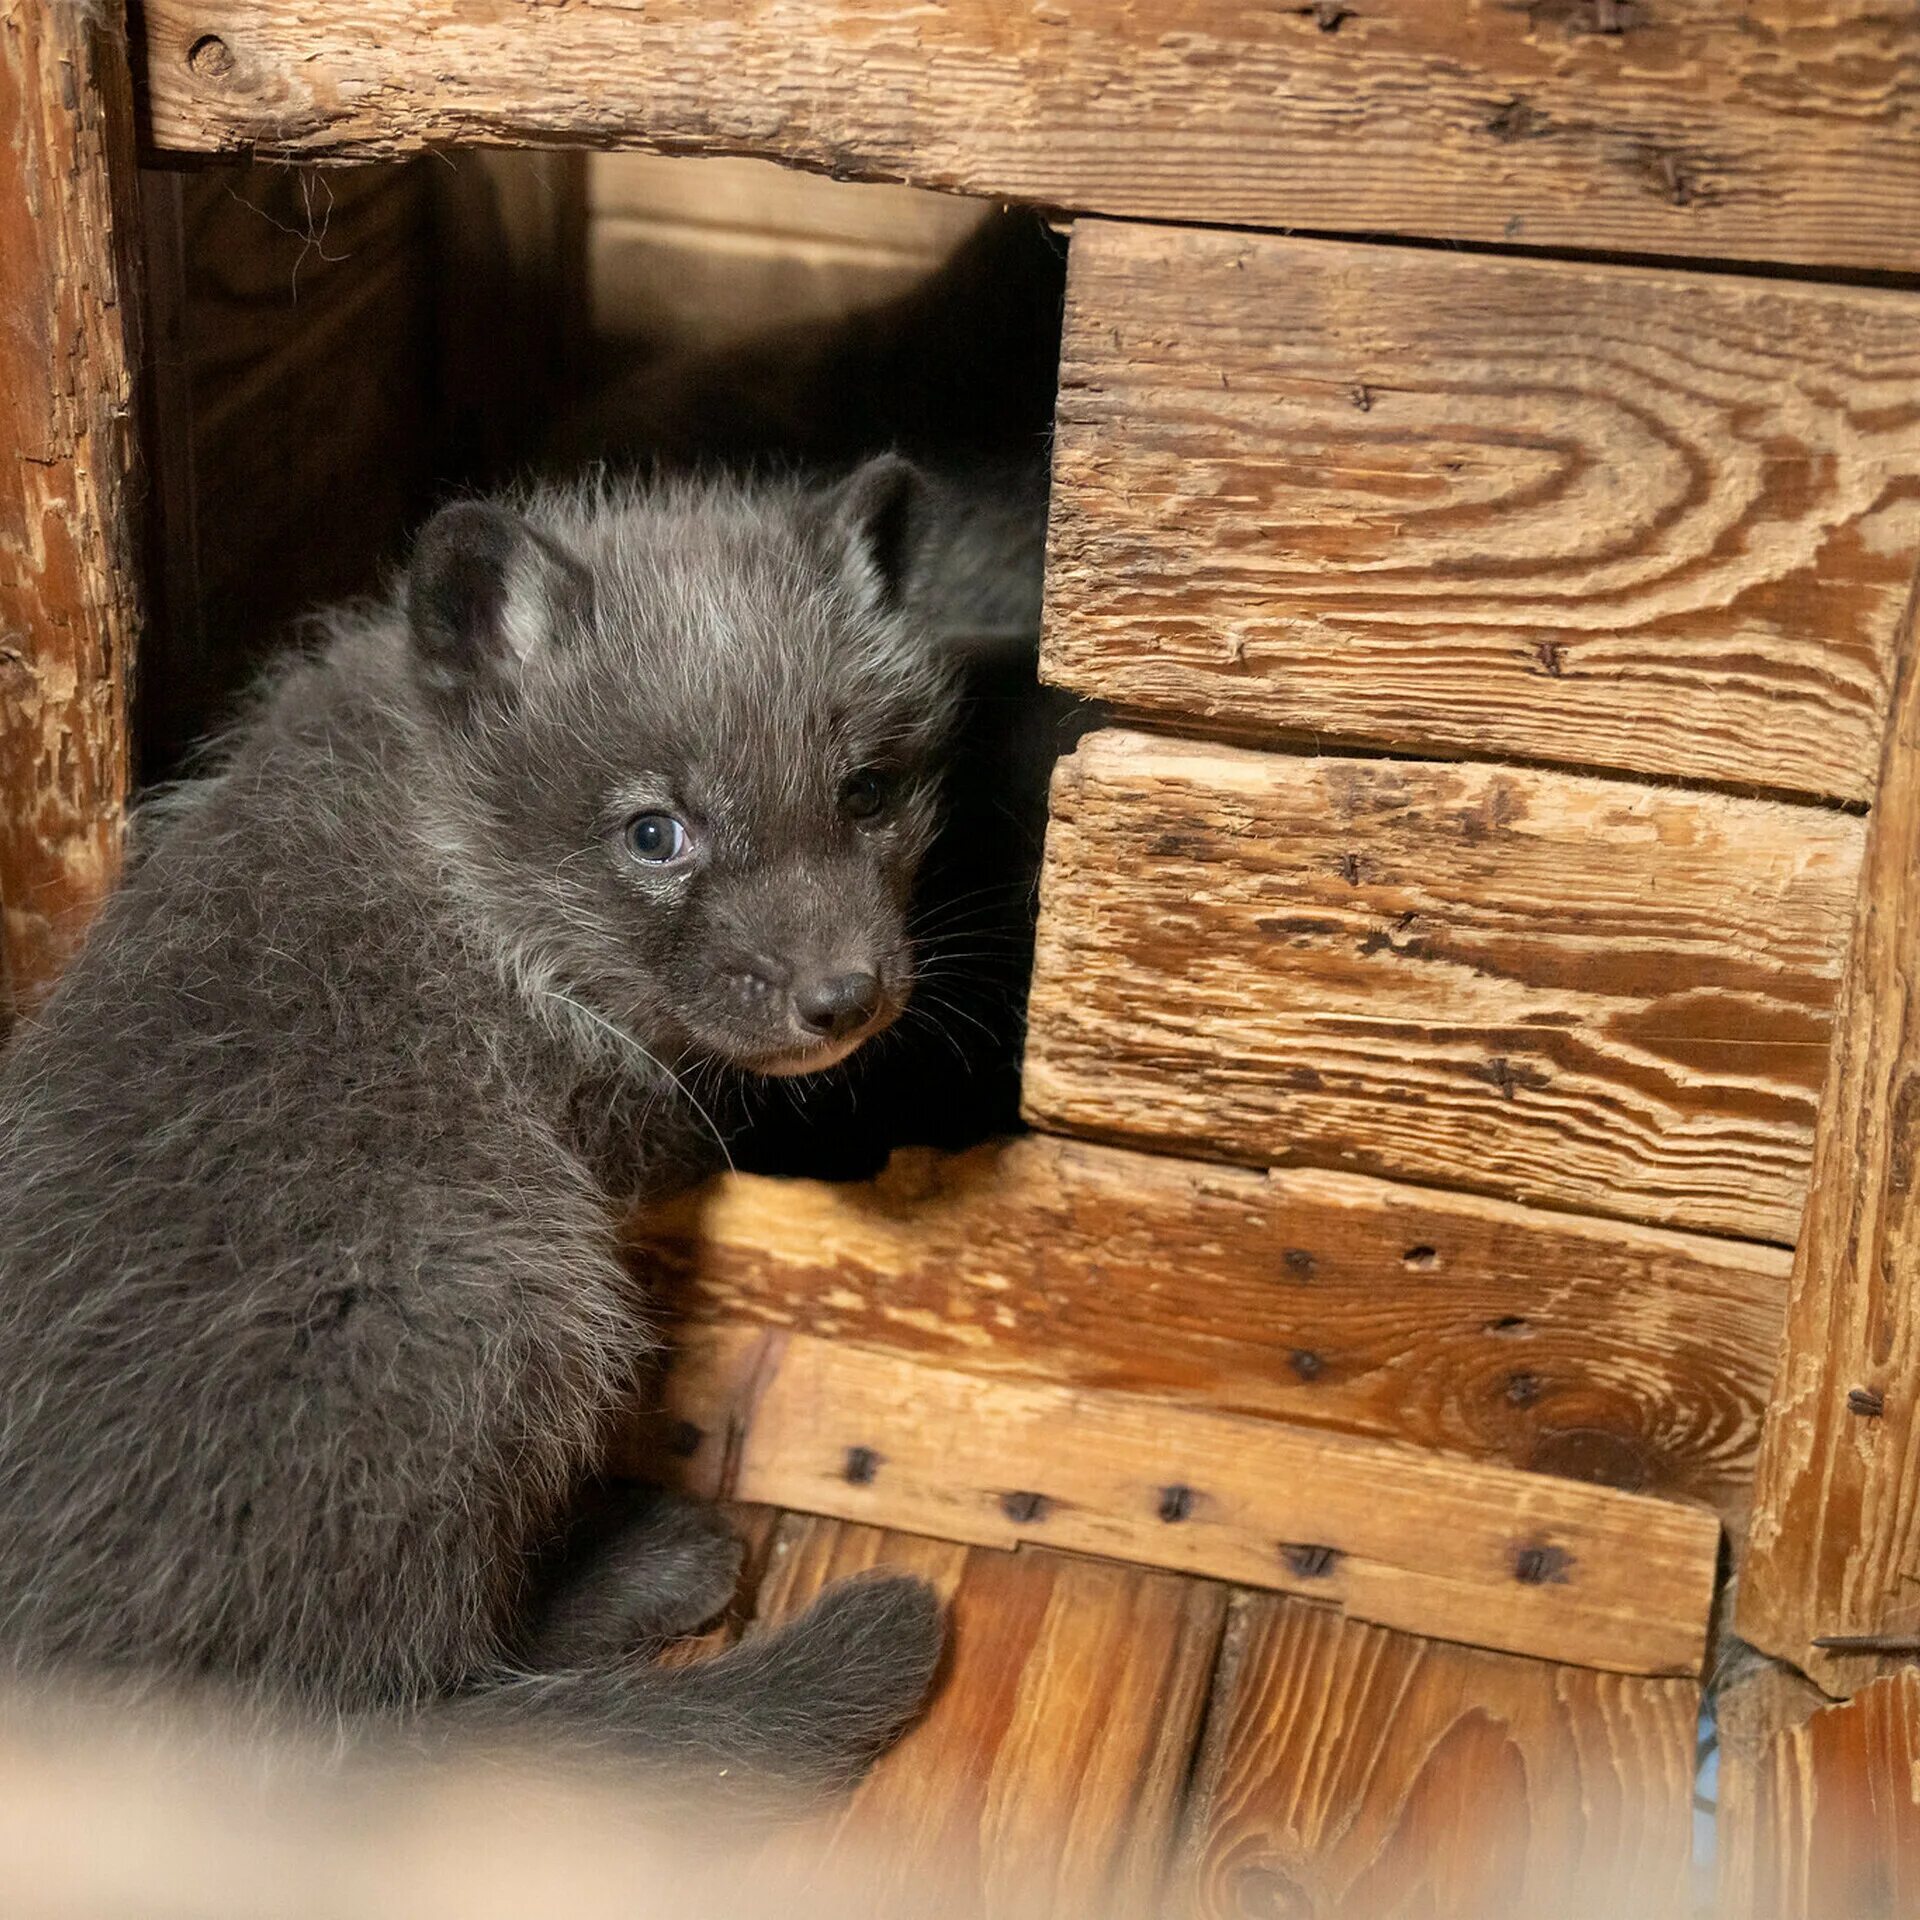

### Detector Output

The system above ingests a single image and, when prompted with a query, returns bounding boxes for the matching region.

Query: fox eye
[624,812,692,865]
[839,768,892,823]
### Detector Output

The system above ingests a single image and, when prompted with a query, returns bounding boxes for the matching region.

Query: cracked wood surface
[0,1,141,1012]
[136,1,1920,274]
[1740,589,1920,1694]
[626,1136,1790,1529]
[1045,223,1920,803]
[1022,730,1864,1241]
[638,1328,1721,1675]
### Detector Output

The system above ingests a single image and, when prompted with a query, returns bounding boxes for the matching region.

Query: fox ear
[825,454,929,615]
[406,501,592,717]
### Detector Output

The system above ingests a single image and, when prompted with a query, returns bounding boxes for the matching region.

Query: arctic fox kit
[0,457,955,1796]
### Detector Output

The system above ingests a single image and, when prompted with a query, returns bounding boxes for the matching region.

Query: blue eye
[624,812,691,865]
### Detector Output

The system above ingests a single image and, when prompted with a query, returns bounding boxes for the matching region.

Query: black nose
[794,971,882,1040]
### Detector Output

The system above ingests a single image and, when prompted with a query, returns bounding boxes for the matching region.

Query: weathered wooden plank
[747,1515,1225,1919]
[1732,1669,1920,1920]
[1714,1654,1829,1920]
[1023,731,1863,1242]
[652,1329,1720,1676]
[1739,593,1920,1693]
[138,2,1920,275]
[0,0,142,1011]
[624,1137,1789,1528]
[1168,1592,1699,1920]
[1045,224,1920,803]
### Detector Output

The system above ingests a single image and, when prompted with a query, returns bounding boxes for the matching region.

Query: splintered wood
[627,1137,1789,1527]
[1732,1669,1920,1920]
[1741,592,1920,1692]
[1023,731,1863,1242]
[1046,225,1920,803]
[640,1330,1720,1677]
[0,2,141,1008]
[137,2,1920,274]
[749,1516,1225,1920]
[1168,1594,1699,1920]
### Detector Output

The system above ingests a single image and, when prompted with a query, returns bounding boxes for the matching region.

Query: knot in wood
[187,34,236,81]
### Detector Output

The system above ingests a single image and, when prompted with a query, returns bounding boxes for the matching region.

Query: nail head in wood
[842,1444,880,1485]
[1157,1483,1195,1523]
[1001,1489,1050,1524]
[1847,1386,1885,1418]
[1513,1543,1573,1586]
[1280,1542,1341,1579]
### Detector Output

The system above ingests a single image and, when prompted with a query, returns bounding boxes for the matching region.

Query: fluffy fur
[0,460,958,1798]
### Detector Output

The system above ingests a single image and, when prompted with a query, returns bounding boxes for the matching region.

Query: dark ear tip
[835,453,929,610]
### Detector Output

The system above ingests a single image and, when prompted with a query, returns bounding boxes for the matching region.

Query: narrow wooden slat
[625,1138,1790,1528]
[1023,731,1863,1241]
[748,1514,1227,1920]
[1714,1656,1829,1920]
[1168,1593,1698,1920]
[1046,225,1920,803]
[137,2,1920,275]
[648,1330,1720,1676]
[1734,1670,1920,1920]
[0,1,142,1009]
[1740,592,1920,1693]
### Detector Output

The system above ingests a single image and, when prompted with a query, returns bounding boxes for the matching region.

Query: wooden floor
[667,1501,1703,1920]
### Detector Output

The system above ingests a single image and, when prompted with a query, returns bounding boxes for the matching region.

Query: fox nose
[794,970,882,1040]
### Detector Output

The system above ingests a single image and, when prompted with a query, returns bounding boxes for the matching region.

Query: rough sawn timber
[626,1137,1791,1528]
[0,1,142,1011]
[748,1516,1226,1920]
[1022,731,1863,1242]
[1740,589,1920,1694]
[1168,1592,1699,1920]
[1046,224,1920,804]
[642,1328,1721,1677]
[137,1,1920,275]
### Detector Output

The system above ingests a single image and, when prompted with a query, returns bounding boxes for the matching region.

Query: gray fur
[0,460,955,1798]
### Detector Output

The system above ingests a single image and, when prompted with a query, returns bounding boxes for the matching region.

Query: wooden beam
[749,1516,1226,1919]
[0,0,143,1010]
[1728,1669,1920,1920]
[636,1329,1720,1677]
[137,2,1920,275]
[626,1138,1790,1529]
[1045,224,1920,804]
[1023,731,1862,1242]
[1167,1592,1699,1920]
[1739,590,1920,1693]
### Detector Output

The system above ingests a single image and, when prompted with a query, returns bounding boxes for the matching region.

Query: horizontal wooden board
[1045,225,1920,803]
[749,1515,1225,1919]
[138,2,1920,274]
[1169,1592,1698,1920]
[642,1329,1720,1676]
[1022,731,1863,1241]
[625,1137,1790,1527]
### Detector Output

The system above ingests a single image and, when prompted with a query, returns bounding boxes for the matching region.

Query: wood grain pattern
[0,1,142,1011]
[136,159,435,777]
[625,1137,1790,1528]
[1715,1656,1830,1920]
[1023,730,1863,1241]
[1739,590,1920,1693]
[137,2,1920,274]
[1735,1669,1920,1920]
[650,1330,1721,1675]
[747,1515,1225,1920]
[1045,224,1920,803]
[1169,1593,1699,1920]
